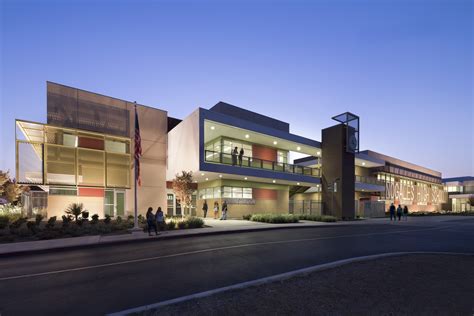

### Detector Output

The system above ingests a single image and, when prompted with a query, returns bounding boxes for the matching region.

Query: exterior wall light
[244,177,248,180]
[201,173,205,176]
[219,174,223,178]
[210,126,215,130]
[362,162,366,166]
[205,178,209,181]
[273,141,278,145]
[297,146,301,151]
[245,134,250,139]
[297,182,300,185]
[272,180,276,183]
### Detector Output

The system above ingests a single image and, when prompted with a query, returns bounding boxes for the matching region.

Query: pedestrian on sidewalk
[403,205,409,221]
[396,204,402,221]
[202,200,208,218]
[155,207,165,232]
[146,207,158,236]
[389,203,396,221]
[220,200,228,220]
[213,201,219,219]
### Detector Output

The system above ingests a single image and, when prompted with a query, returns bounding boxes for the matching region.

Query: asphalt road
[0,217,473,316]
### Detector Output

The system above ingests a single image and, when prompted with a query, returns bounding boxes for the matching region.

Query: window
[167,194,174,216]
[105,139,129,154]
[223,186,232,198]
[45,145,76,185]
[243,188,252,199]
[49,187,77,196]
[277,150,288,164]
[232,187,243,198]
[106,153,131,188]
[77,148,105,186]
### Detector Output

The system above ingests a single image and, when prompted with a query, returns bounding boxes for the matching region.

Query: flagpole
[132,102,140,231]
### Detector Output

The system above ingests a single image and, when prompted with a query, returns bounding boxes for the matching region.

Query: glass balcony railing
[356,175,385,186]
[204,150,321,177]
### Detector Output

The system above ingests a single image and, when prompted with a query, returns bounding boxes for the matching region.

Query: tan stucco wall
[292,192,321,201]
[47,195,104,219]
[196,180,289,219]
[46,83,168,218]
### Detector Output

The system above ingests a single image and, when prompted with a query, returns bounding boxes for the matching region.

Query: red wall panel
[78,188,105,197]
[252,145,277,162]
[253,188,278,200]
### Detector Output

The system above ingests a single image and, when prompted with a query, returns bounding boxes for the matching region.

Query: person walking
[202,200,208,218]
[146,207,158,236]
[231,147,238,166]
[396,204,403,221]
[213,201,219,219]
[239,148,244,166]
[389,203,396,221]
[155,206,165,232]
[220,200,228,220]
[403,205,409,221]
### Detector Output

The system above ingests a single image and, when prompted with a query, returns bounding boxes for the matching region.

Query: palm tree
[66,203,84,222]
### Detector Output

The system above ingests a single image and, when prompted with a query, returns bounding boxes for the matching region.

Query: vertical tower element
[321,113,359,220]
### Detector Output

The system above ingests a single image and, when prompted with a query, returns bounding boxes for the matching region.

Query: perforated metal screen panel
[47,91,130,137]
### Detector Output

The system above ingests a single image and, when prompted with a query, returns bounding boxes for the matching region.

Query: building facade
[442,177,474,212]
[15,82,449,219]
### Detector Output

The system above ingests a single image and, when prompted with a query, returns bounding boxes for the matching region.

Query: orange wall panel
[253,188,278,200]
[78,188,105,197]
[252,145,277,161]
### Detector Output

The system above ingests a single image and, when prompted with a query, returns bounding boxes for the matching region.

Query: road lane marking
[106,251,474,316]
[0,225,456,282]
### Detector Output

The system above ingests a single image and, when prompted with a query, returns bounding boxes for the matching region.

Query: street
[0,217,473,316]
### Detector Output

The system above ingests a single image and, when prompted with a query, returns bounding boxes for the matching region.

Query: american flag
[134,104,142,186]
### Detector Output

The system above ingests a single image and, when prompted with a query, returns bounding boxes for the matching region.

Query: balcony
[356,175,385,186]
[204,150,321,177]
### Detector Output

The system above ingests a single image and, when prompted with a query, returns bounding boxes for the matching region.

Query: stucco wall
[166,109,200,180]
[47,195,104,219]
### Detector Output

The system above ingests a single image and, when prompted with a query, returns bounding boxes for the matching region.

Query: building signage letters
[225,198,256,205]
[385,181,444,205]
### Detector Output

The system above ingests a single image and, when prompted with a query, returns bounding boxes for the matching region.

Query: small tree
[0,171,24,204]
[66,203,84,222]
[172,171,194,216]
[0,171,8,196]
[468,196,474,207]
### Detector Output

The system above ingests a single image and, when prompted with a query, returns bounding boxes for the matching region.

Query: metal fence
[355,200,386,218]
[289,200,323,216]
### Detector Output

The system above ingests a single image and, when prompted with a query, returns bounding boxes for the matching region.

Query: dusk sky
[1,0,472,178]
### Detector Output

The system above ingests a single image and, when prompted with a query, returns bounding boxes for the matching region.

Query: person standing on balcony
[239,148,244,166]
[202,200,208,218]
[232,147,238,166]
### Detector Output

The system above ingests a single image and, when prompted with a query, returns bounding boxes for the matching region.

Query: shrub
[35,214,44,226]
[104,214,112,224]
[46,216,57,228]
[138,214,146,224]
[0,215,9,229]
[250,214,299,223]
[177,220,187,229]
[297,214,337,222]
[37,230,60,240]
[91,214,99,224]
[66,203,84,222]
[127,215,134,221]
[81,211,89,221]
[186,217,204,229]
[242,214,252,220]
[116,216,123,224]
[26,221,37,232]
[62,215,72,227]
[166,220,176,230]
[10,217,27,230]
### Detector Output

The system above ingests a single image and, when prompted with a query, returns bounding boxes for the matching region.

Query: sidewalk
[0,216,463,256]
[0,219,344,256]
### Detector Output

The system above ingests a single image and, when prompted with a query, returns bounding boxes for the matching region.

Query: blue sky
[1,0,472,177]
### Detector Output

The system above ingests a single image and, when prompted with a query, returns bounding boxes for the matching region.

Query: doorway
[104,189,125,217]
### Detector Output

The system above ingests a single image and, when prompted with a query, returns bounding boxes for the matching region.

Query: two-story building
[15,82,448,220]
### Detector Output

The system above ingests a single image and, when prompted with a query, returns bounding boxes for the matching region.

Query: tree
[468,195,474,207]
[0,170,24,204]
[66,203,84,222]
[172,171,194,216]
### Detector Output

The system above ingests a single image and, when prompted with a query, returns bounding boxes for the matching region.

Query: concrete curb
[107,251,474,316]
[0,222,356,257]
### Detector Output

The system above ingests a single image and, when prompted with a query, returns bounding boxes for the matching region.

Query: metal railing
[355,175,385,186]
[289,200,323,215]
[205,150,321,177]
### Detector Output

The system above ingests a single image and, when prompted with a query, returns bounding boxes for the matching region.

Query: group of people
[202,200,228,220]
[231,147,245,166]
[389,203,409,221]
[145,206,165,236]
